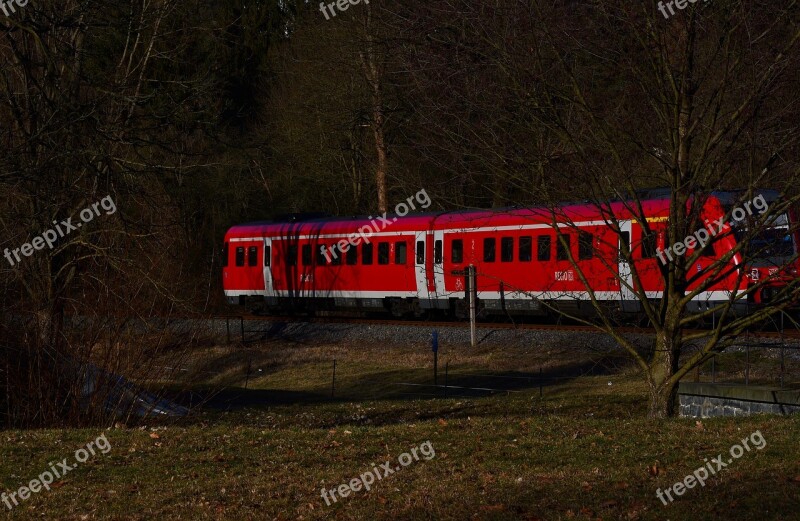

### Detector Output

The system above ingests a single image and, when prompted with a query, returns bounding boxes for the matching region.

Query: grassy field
[1,333,798,520]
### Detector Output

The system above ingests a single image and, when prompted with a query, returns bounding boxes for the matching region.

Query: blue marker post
[432,330,439,386]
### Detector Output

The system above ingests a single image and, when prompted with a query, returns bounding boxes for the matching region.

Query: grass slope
[1,336,798,520]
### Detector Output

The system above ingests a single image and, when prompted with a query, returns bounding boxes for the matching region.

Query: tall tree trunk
[359,3,389,214]
[648,312,683,418]
[647,360,679,418]
[372,102,388,214]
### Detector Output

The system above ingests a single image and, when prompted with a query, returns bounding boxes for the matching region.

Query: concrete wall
[678,382,800,418]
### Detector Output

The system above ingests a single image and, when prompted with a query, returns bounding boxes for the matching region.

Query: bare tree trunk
[647,377,679,418]
[372,100,389,214]
[359,3,389,214]
[648,314,682,418]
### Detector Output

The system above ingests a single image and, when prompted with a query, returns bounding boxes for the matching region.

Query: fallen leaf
[438,419,448,426]
[626,502,646,520]
[149,432,160,440]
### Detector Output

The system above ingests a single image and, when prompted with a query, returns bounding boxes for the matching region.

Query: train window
[641,233,657,259]
[331,244,342,265]
[346,244,358,265]
[378,242,390,265]
[363,243,374,265]
[483,238,496,262]
[264,245,271,267]
[556,234,571,261]
[287,245,298,266]
[395,242,407,264]
[315,245,328,265]
[619,232,630,258]
[434,240,443,264]
[222,243,229,267]
[451,239,463,264]
[700,240,715,257]
[579,232,593,260]
[519,236,532,262]
[501,237,514,262]
[416,241,425,264]
[235,247,245,267]
[248,246,258,267]
[537,236,551,261]
[302,245,312,266]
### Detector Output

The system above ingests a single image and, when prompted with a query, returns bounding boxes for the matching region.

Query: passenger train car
[222,191,799,317]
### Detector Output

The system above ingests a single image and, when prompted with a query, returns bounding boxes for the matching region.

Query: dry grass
[1,335,798,520]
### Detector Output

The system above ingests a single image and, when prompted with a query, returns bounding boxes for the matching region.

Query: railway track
[213,313,800,340]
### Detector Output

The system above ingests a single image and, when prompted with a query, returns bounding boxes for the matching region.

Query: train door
[414,231,432,297]
[433,230,446,297]
[263,238,273,296]
[618,220,636,309]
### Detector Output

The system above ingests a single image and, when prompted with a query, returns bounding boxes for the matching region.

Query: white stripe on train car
[224,289,738,301]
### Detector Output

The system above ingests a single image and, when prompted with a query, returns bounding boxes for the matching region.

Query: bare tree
[533,2,800,416]
[399,0,800,416]
[0,0,228,425]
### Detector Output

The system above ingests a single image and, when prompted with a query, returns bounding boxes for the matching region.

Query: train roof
[226,199,670,238]
[225,189,779,239]
[226,213,438,238]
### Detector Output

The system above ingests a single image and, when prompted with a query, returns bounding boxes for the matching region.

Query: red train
[222,190,798,318]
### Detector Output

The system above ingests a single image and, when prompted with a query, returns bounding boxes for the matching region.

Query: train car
[222,190,798,317]
[223,214,438,316]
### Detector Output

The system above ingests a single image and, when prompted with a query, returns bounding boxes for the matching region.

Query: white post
[468,265,477,347]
